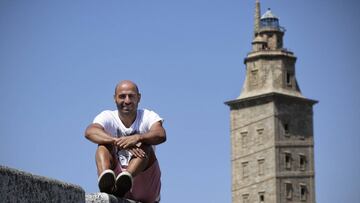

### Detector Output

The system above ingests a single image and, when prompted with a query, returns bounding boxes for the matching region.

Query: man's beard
[117,103,136,115]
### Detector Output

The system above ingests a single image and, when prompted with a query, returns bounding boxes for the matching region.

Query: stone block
[86,193,139,203]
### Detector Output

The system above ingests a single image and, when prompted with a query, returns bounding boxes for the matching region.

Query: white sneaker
[115,171,133,197]
[98,169,116,193]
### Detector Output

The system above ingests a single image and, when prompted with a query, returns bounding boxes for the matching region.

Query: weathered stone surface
[86,193,139,203]
[0,165,85,202]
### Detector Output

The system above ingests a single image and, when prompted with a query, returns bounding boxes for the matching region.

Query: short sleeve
[93,110,111,128]
[145,109,164,130]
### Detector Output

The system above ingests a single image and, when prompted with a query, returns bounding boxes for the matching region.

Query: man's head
[114,80,141,116]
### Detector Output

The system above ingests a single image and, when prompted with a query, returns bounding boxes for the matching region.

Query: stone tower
[225,1,317,203]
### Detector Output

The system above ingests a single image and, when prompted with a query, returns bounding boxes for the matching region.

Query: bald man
[85,80,166,203]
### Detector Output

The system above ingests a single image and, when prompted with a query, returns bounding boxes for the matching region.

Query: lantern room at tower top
[259,8,286,33]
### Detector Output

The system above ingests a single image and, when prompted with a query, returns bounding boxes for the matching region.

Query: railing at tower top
[246,48,295,56]
[259,25,286,32]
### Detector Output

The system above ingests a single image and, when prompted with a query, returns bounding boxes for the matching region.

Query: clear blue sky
[0,0,359,202]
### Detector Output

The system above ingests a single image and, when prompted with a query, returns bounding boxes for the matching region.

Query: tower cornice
[225,92,318,109]
[244,49,296,64]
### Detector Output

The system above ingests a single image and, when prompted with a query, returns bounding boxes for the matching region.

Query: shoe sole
[98,170,115,193]
[115,173,132,197]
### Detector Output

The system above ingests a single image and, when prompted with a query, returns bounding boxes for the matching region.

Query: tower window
[258,159,265,176]
[285,152,292,170]
[299,155,306,171]
[241,132,248,148]
[284,123,290,135]
[277,38,282,49]
[242,162,249,178]
[300,184,307,201]
[257,128,264,145]
[242,194,250,203]
[286,73,292,86]
[259,192,265,203]
[285,183,293,200]
[251,69,259,87]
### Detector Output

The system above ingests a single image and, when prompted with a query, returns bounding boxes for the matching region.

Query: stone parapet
[0,165,85,202]
[0,165,142,203]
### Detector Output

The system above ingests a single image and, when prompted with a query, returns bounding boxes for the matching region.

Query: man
[85,80,166,203]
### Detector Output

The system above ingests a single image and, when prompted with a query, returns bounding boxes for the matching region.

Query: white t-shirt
[93,108,163,166]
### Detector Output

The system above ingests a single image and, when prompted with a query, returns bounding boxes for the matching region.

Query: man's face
[114,83,141,116]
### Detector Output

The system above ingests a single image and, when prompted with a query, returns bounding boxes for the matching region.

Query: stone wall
[0,165,85,202]
[0,165,138,203]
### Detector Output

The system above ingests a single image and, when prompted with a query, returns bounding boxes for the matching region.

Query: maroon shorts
[114,160,161,203]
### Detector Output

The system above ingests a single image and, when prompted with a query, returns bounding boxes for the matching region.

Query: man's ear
[138,93,141,103]
[113,94,116,103]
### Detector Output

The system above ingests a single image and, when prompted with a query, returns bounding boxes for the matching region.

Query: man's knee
[96,144,115,159]
[139,144,156,166]
[139,144,153,156]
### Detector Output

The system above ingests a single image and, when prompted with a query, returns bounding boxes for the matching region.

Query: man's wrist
[137,134,142,143]
[110,137,117,145]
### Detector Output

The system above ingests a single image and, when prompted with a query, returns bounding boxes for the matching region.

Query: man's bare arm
[115,121,166,149]
[85,123,146,158]
[84,123,115,145]
[139,121,167,145]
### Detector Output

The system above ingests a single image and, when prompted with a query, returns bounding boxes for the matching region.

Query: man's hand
[114,135,146,158]
[127,146,146,158]
[114,134,141,149]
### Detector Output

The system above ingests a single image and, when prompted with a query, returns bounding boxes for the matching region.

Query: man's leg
[115,144,156,197]
[96,144,116,175]
[124,146,161,203]
[127,144,155,176]
[96,144,117,193]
